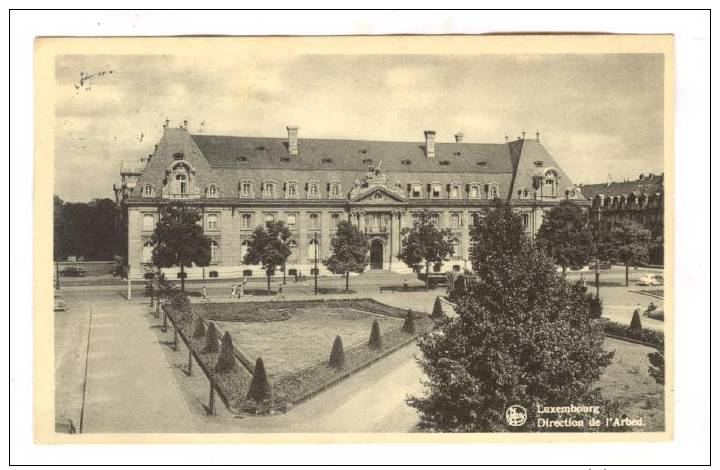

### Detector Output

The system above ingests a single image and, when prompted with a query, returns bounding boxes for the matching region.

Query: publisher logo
[505,405,528,427]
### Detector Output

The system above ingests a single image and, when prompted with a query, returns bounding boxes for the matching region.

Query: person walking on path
[201,285,208,302]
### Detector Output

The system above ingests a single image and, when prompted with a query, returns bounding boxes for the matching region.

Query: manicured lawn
[599,337,665,431]
[215,307,403,379]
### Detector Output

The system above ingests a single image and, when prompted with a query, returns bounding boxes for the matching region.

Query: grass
[599,337,665,431]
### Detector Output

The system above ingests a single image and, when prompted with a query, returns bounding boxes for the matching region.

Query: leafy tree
[368,320,382,349]
[243,220,292,294]
[589,217,616,297]
[53,196,122,261]
[648,349,665,385]
[328,335,346,368]
[586,293,603,320]
[192,316,206,340]
[324,220,368,292]
[151,204,212,293]
[247,358,271,401]
[398,211,454,290]
[469,199,526,272]
[53,196,65,262]
[215,332,237,374]
[610,218,652,286]
[535,200,593,274]
[408,224,615,431]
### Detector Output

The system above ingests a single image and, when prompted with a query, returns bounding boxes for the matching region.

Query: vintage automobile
[59,267,86,277]
[635,274,664,286]
[53,294,67,312]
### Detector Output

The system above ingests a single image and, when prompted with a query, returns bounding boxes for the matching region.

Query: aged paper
[35,34,674,444]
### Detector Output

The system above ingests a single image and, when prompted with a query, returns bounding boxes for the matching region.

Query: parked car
[59,267,86,277]
[636,274,664,286]
[53,294,67,312]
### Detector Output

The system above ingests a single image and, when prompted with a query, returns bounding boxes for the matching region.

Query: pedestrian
[238,282,244,298]
[231,283,236,299]
[201,285,208,302]
[403,278,408,292]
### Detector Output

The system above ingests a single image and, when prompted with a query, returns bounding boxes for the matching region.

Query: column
[461,209,470,260]
[298,210,307,264]
[321,209,330,258]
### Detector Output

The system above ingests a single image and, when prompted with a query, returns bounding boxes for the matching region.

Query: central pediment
[350,186,407,204]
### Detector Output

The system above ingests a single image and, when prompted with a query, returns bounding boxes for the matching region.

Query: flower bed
[194,303,291,323]
[602,320,664,349]
[270,316,434,408]
[194,298,410,319]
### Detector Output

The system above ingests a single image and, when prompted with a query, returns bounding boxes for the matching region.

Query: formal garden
[163,297,437,415]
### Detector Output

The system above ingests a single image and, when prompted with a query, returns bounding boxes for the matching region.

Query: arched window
[431,183,442,199]
[330,182,342,198]
[307,181,319,198]
[487,183,499,199]
[287,239,298,248]
[544,170,559,197]
[309,213,320,230]
[175,173,187,195]
[449,237,460,257]
[142,240,154,263]
[286,181,298,198]
[468,183,481,199]
[308,238,319,260]
[142,184,154,197]
[450,183,461,199]
[450,212,461,228]
[263,181,276,198]
[565,187,578,199]
[209,240,219,264]
[521,213,530,229]
[207,185,218,198]
[286,213,297,230]
[239,180,253,198]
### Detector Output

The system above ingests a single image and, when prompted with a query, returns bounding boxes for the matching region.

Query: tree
[204,322,219,353]
[408,222,615,431]
[610,218,652,286]
[192,316,206,339]
[589,217,616,297]
[398,211,454,290]
[243,220,292,294]
[535,200,593,275]
[432,297,444,319]
[247,358,271,401]
[402,310,416,334]
[468,199,526,272]
[215,332,237,374]
[629,309,643,330]
[151,204,212,293]
[324,220,368,292]
[648,349,665,385]
[586,292,603,320]
[328,335,346,368]
[368,320,382,349]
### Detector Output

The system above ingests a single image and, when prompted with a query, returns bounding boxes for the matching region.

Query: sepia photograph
[34,34,674,443]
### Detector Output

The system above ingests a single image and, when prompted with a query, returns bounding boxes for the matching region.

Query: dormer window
[330,182,342,198]
[453,151,462,157]
[468,184,481,199]
[142,184,154,197]
[431,183,442,199]
[439,160,450,166]
[239,181,253,198]
[173,152,184,161]
[411,183,422,199]
[263,181,276,198]
[401,159,411,166]
[207,185,218,198]
[286,181,298,198]
[362,158,373,165]
[237,155,248,163]
[487,183,499,199]
[358,149,367,155]
[517,187,530,199]
[450,183,461,199]
[476,161,488,168]
[544,169,559,197]
[175,174,187,194]
[322,158,333,164]
[280,157,290,163]
[307,181,319,198]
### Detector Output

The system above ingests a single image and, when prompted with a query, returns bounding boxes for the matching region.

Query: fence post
[208,375,215,415]
[155,300,160,318]
[162,306,167,332]
[187,349,193,376]
[173,325,178,351]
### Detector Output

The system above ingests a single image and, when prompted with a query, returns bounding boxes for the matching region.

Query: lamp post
[55,260,61,290]
[314,232,318,295]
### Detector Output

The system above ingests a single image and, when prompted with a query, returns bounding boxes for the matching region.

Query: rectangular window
[331,213,341,228]
[451,185,460,198]
[206,214,219,231]
[522,213,530,229]
[264,213,276,225]
[286,213,297,230]
[412,184,422,198]
[241,182,252,197]
[241,213,252,229]
[142,214,155,231]
[287,184,297,197]
[450,213,460,228]
[432,184,442,199]
[309,213,320,230]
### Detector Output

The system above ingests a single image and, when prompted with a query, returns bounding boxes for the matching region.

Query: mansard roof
[580,173,664,200]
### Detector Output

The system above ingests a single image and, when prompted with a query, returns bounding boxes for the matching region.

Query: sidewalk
[80,300,200,433]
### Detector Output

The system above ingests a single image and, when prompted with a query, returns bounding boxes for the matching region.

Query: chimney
[164,118,169,129]
[287,125,299,156]
[183,119,188,129]
[522,131,526,139]
[424,130,436,158]
[454,132,464,143]
[536,130,540,141]
[505,135,509,143]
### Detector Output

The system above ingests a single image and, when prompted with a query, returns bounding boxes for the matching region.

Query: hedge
[602,320,664,349]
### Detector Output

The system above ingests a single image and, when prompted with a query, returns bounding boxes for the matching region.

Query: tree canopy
[151,204,212,292]
[53,195,123,261]
[398,211,454,290]
[610,218,652,286]
[243,220,292,293]
[324,220,368,291]
[535,200,593,273]
[469,199,526,271]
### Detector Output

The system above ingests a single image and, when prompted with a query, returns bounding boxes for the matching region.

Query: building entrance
[370,239,384,270]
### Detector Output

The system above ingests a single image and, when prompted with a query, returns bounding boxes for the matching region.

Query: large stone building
[115,122,584,279]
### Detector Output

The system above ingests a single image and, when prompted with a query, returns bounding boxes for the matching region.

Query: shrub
[204,322,219,353]
[215,332,237,374]
[368,320,382,349]
[247,357,272,401]
[602,321,664,348]
[629,309,643,330]
[192,316,206,339]
[402,310,416,334]
[432,297,444,319]
[648,349,665,385]
[587,293,603,319]
[328,335,346,369]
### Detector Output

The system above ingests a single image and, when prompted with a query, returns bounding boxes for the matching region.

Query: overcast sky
[55,53,664,202]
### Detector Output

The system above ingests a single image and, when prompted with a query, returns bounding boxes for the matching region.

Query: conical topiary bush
[192,316,206,340]
[204,322,219,353]
[368,320,382,349]
[246,357,271,401]
[215,332,237,374]
[629,309,643,330]
[402,309,416,334]
[432,296,444,319]
[328,335,346,369]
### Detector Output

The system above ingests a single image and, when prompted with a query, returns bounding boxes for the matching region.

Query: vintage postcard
[34,34,674,444]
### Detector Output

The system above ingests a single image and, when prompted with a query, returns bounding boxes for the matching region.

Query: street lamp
[55,259,61,290]
[314,232,318,295]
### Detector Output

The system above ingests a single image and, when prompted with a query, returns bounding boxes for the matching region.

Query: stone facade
[116,124,585,279]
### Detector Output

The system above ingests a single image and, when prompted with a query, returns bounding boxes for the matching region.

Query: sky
[54,52,664,202]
